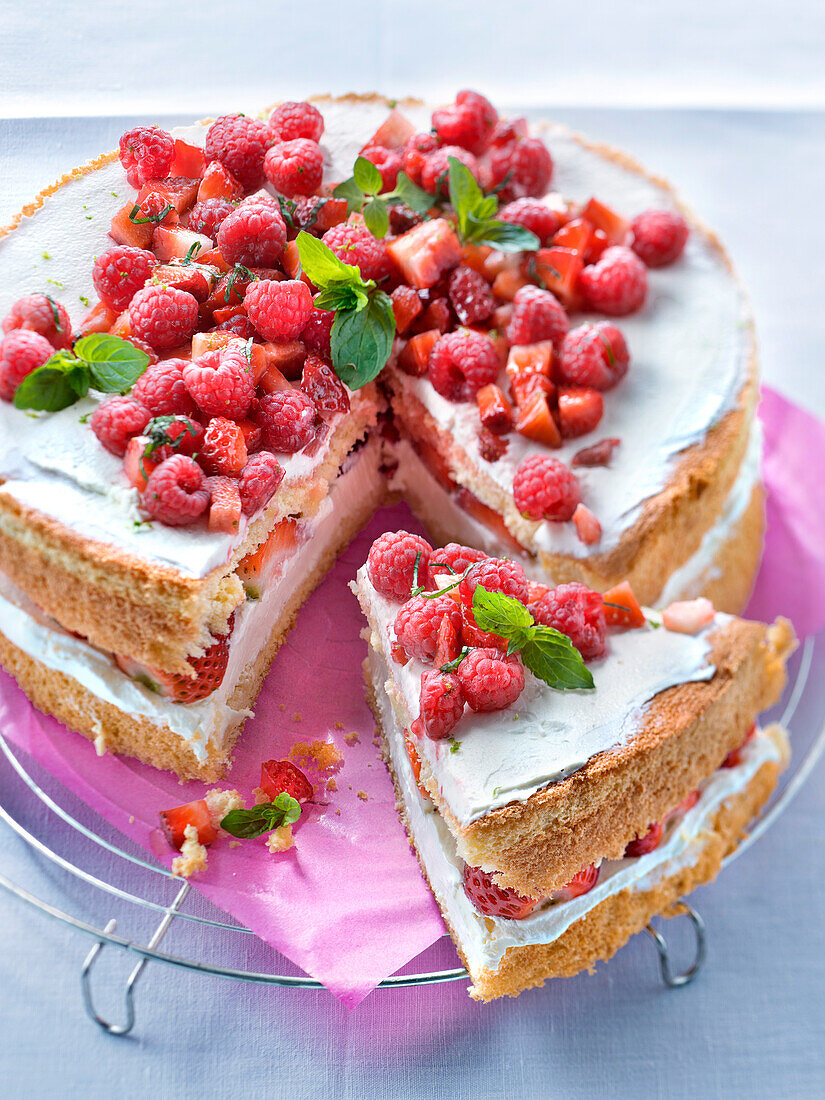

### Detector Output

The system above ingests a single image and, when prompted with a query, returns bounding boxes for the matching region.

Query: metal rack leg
[80,881,190,1035]
[645,904,706,988]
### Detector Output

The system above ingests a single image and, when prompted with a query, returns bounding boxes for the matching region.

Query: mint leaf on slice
[390,172,434,216]
[363,197,390,239]
[296,230,369,292]
[219,793,301,840]
[75,333,150,393]
[14,361,89,412]
[447,156,540,254]
[353,155,383,196]
[472,586,534,636]
[521,627,595,691]
[332,175,367,214]
[331,289,395,389]
[469,218,540,253]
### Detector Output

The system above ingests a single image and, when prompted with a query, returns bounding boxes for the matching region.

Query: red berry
[579,246,648,315]
[255,389,317,453]
[529,582,607,659]
[244,278,313,341]
[557,387,604,438]
[207,475,242,533]
[513,454,582,522]
[322,222,391,283]
[238,451,285,516]
[118,126,175,188]
[360,144,402,192]
[431,102,489,157]
[572,502,602,546]
[301,305,334,357]
[204,114,272,191]
[201,416,248,476]
[428,329,499,402]
[571,437,621,467]
[301,354,350,418]
[217,201,287,267]
[558,321,629,391]
[489,135,553,201]
[489,117,530,148]
[269,101,324,144]
[143,413,204,461]
[367,530,433,602]
[3,293,72,350]
[462,863,536,920]
[132,357,197,416]
[506,285,569,350]
[433,614,461,667]
[459,557,529,648]
[187,198,235,239]
[602,581,646,628]
[90,396,151,456]
[159,799,218,850]
[264,139,324,197]
[419,669,464,739]
[429,542,488,582]
[447,265,494,325]
[402,132,440,186]
[631,209,689,268]
[140,454,209,525]
[260,758,314,802]
[393,595,463,664]
[153,624,232,703]
[0,330,53,401]
[420,146,480,196]
[625,821,664,858]
[128,285,199,350]
[498,198,560,245]
[455,90,498,134]
[183,345,255,419]
[551,864,599,903]
[478,427,509,462]
[457,647,525,712]
[92,245,157,312]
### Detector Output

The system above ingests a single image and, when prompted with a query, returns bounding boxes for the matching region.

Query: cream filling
[0,438,383,760]
[370,643,787,978]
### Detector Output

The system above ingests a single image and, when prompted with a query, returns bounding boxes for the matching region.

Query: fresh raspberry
[478,427,509,463]
[301,304,334,357]
[458,559,529,647]
[488,136,553,200]
[429,542,488,582]
[263,139,324,197]
[200,416,248,476]
[0,331,53,402]
[2,293,72,350]
[579,246,648,316]
[513,454,582,522]
[204,115,272,191]
[393,595,463,664]
[92,246,157,312]
[529,582,607,659]
[268,101,325,144]
[260,758,314,803]
[498,198,560,245]
[551,864,600,903]
[420,145,480,196]
[301,354,350,418]
[153,624,232,703]
[558,321,630,391]
[506,285,569,350]
[431,100,490,157]
[462,863,536,920]
[131,358,197,416]
[447,265,494,325]
[631,209,689,267]
[418,669,464,740]
[321,223,391,283]
[360,144,402,192]
[90,396,151,456]
[128,285,199,350]
[187,198,236,239]
[244,279,313,341]
[237,451,285,515]
[118,126,175,188]
[217,201,287,267]
[183,345,255,419]
[255,389,317,453]
[625,821,664,858]
[140,453,209,525]
[367,530,433,602]
[402,132,440,186]
[457,647,525,712]
[557,387,604,438]
[427,330,499,402]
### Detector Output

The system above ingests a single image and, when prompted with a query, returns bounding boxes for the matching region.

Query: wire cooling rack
[0,636,822,1035]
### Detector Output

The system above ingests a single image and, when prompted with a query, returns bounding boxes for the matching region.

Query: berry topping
[217,201,287,267]
[301,305,335,358]
[402,132,441,186]
[244,278,313,341]
[551,864,599,903]
[89,396,151,456]
[571,437,621,467]
[462,864,536,920]
[260,758,314,803]
[624,821,664,858]
[207,475,242,533]
[360,144,402,192]
[428,329,499,402]
[572,502,602,546]
[529,582,607,660]
[433,614,461,667]
[557,387,604,438]
[512,455,582,522]
[187,198,235,239]
[92,245,157,312]
[431,90,496,156]
[488,135,553,200]
[321,222,392,284]
[300,355,350,418]
[159,799,218,850]
[506,285,569,350]
[118,126,175,188]
[447,265,495,325]
[238,451,285,515]
[457,647,525,712]
[3,293,72,350]
[128,284,199,350]
[631,209,689,267]
[476,383,514,435]
[205,114,272,191]
[579,246,647,316]
[386,218,462,289]
[498,198,560,245]
[459,557,529,614]
[558,321,629,391]
[661,597,715,634]
[264,138,324,197]
[602,581,646,628]
[183,345,255,419]
[429,542,488,582]
[255,389,317,453]
[269,101,325,144]
[201,416,248,476]
[393,595,463,664]
[131,357,197,416]
[153,623,232,703]
[419,669,464,739]
[140,453,210,526]
[367,530,433,602]
[420,145,480,196]
[0,331,53,402]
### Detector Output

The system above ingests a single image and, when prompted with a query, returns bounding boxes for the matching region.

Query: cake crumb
[91,721,107,757]
[128,815,134,824]
[229,840,241,849]
[292,712,302,722]
[205,788,244,830]
[357,790,369,801]
[334,721,344,730]
[171,824,208,878]
[252,786,269,805]
[335,809,341,816]
[344,731,360,745]
[289,739,343,772]
[265,825,294,853]
[326,778,338,792]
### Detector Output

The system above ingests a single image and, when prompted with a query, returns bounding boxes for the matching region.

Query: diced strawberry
[198,161,244,202]
[391,285,424,334]
[454,488,526,555]
[195,248,231,273]
[460,243,493,278]
[463,863,537,920]
[139,176,200,215]
[236,417,262,453]
[586,229,610,265]
[510,372,556,409]
[369,108,416,150]
[302,197,349,234]
[551,863,600,903]
[506,341,554,400]
[211,304,247,328]
[581,198,630,246]
[169,139,206,179]
[666,789,700,821]
[572,502,601,545]
[603,581,646,628]
[122,434,159,491]
[492,303,513,330]
[153,227,214,264]
[282,239,303,280]
[662,597,715,635]
[159,799,218,850]
[557,386,603,438]
[491,268,530,301]
[571,437,621,467]
[433,614,461,667]
[527,247,583,309]
[236,519,299,597]
[109,309,131,336]
[78,301,118,336]
[152,262,214,301]
[386,218,462,289]
[551,217,593,256]
[624,820,664,858]
[260,759,314,803]
[404,732,431,800]
[110,202,154,250]
[413,297,450,334]
[398,329,440,377]
[722,723,757,769]
[515,390,562,448]
[207,475,243,533]
[202,417,248,476]
[191,330,236,357]
[259,339,306,383]
[476,384,513,435]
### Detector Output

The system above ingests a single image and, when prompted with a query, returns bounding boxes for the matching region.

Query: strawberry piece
[404,733,431,800]
[625,820,664,858]
[122,434,159,491]
[527,247,583,309]
[260,759,314,803]
[169,139,205,179]
[722,723,757,769]
[391,285,424,334]
[413,297,450,335]
[557,387,604,438]
[195,248,231,273]
[369,108,416,150]
[506,341,554,405]
[662,597,715,635]
[236,418,262,453]
[515,390,562,448]
[392,643,411,665]
[571,437,621,467]
[476,384,513,435]
[236,519,298,597]
[462,863,537,920]
[152,627,232,704]
[603,581,646,628]
[551,863,600,903]
[433,614,461,667]
[159,799,218,850]
[110,202,154,250]
[259,339,306,382]
[281,239,303,281]
[191,330,236,358]
[198,161,244,203]
[551,217,593,256]
[460,243,493,277]
[152,262,214,302]
[207,475,242,533]
[398,329,440,377]
[386,218,462,289]
[153,227,213,264]
[139,176,200,216]
[667,790,700,820]
[491,268,530,301]
[78,301,118,336]
[201,417,248,476]
[581,198,630,245]
[301,355,350,418]
[572,502,601,546]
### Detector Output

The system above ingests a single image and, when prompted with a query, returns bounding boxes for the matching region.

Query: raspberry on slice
[447,265,494,325]
[237,451,285,515]
[457,647,525,712]
[631,209,689,268]
[498,198,560,245]
[428,329,499,402]
[513,454,582,522]
[428,542,488,583]
[321,223,392,284]
[131,357,197,416]
[201,416,248,476]
[367,530,433,602]
[488,136,553,201]
[458,557,529,613]
[0,330,53,402]
[244,279,313,341]
[128,285,199,350]
[360,144,402,192]
[183,345,255,419]
[269,101,325,144]
[3,293,72,350]
[579,246,648,316]
[301,355,350,418]
[187,198,236,239]
[217,201,287,267]
[420,146,480,196]
[255,389,317,453]
[558,321,629,391]
[402,132,441,186]
[118,126,175,188]
[90,396,151,456]
[263,139,324,197]
[529,582,607,660]
[462,863,536,920]
[393,595,463,664]
[140,454,210,526]
[205,114,272,191]
[92,245,157,312]
[506,285,569,350]
[301,304,335,357]
[419,669,464,739]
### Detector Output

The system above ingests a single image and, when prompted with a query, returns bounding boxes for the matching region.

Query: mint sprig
[219,793,301,840]
[472,587,595,690]
[333,156,433,239]
[447,157,540,253]
[13,334,150,412]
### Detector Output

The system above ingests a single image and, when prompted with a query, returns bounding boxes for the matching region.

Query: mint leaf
[12,334,149,411]
[469,218,539,252]
[447,156,539,253]
[363,197,390,239]
[219,793,301,839]
[448,156,485,239]
[331,290,395,389]
[75,334,150,393]
[14,360,90,412]
[473,586,534,636]
[353,155,383,195]
[296,230,368,292]
[390,172,434,216]
[332,175,367,214]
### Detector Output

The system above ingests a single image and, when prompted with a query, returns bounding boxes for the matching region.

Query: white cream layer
[0,438,383,760]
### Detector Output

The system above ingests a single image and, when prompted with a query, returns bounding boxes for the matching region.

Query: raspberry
[0,331,53,401]
[255,389,317,453]
[3,294,72,350]
[237,451,285,515]
[458,558,529,642]
[457,647,525,712]
[489,136,553,201]
[513,455,582,522]
[268,101,324,144]
[402,132,440,186]
[264,139,324,197]
[498,198,560,245]
[447,265,494,325]
[367,530,433,602]
[631,209,689,267]
[187,198,235,239]
[506,285,569,350]
[301,304,334,357]
[217,201,287,267]
[529,582,607,659]
[131,358,197,416]
[418,669,464,740]
[321,223,391,283]
[431,102,488,157]
[420,146,480,196]
[301,354,350,418]
[92,246,157,312]
[128,285,198,350]
[360,144,402,192]
[428,330,499,402]
[429,542,488,583]
[204,115,272,191]
[558,321,630,391]
[200,416,248,476]
[140,454,210,526]
[183,345,255,419]
[244,279,313,341]
[393,595,463,664]
[579,246,648,316]
[462,863,536,920]
[118,126,175,188]
[90,396,151,456]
